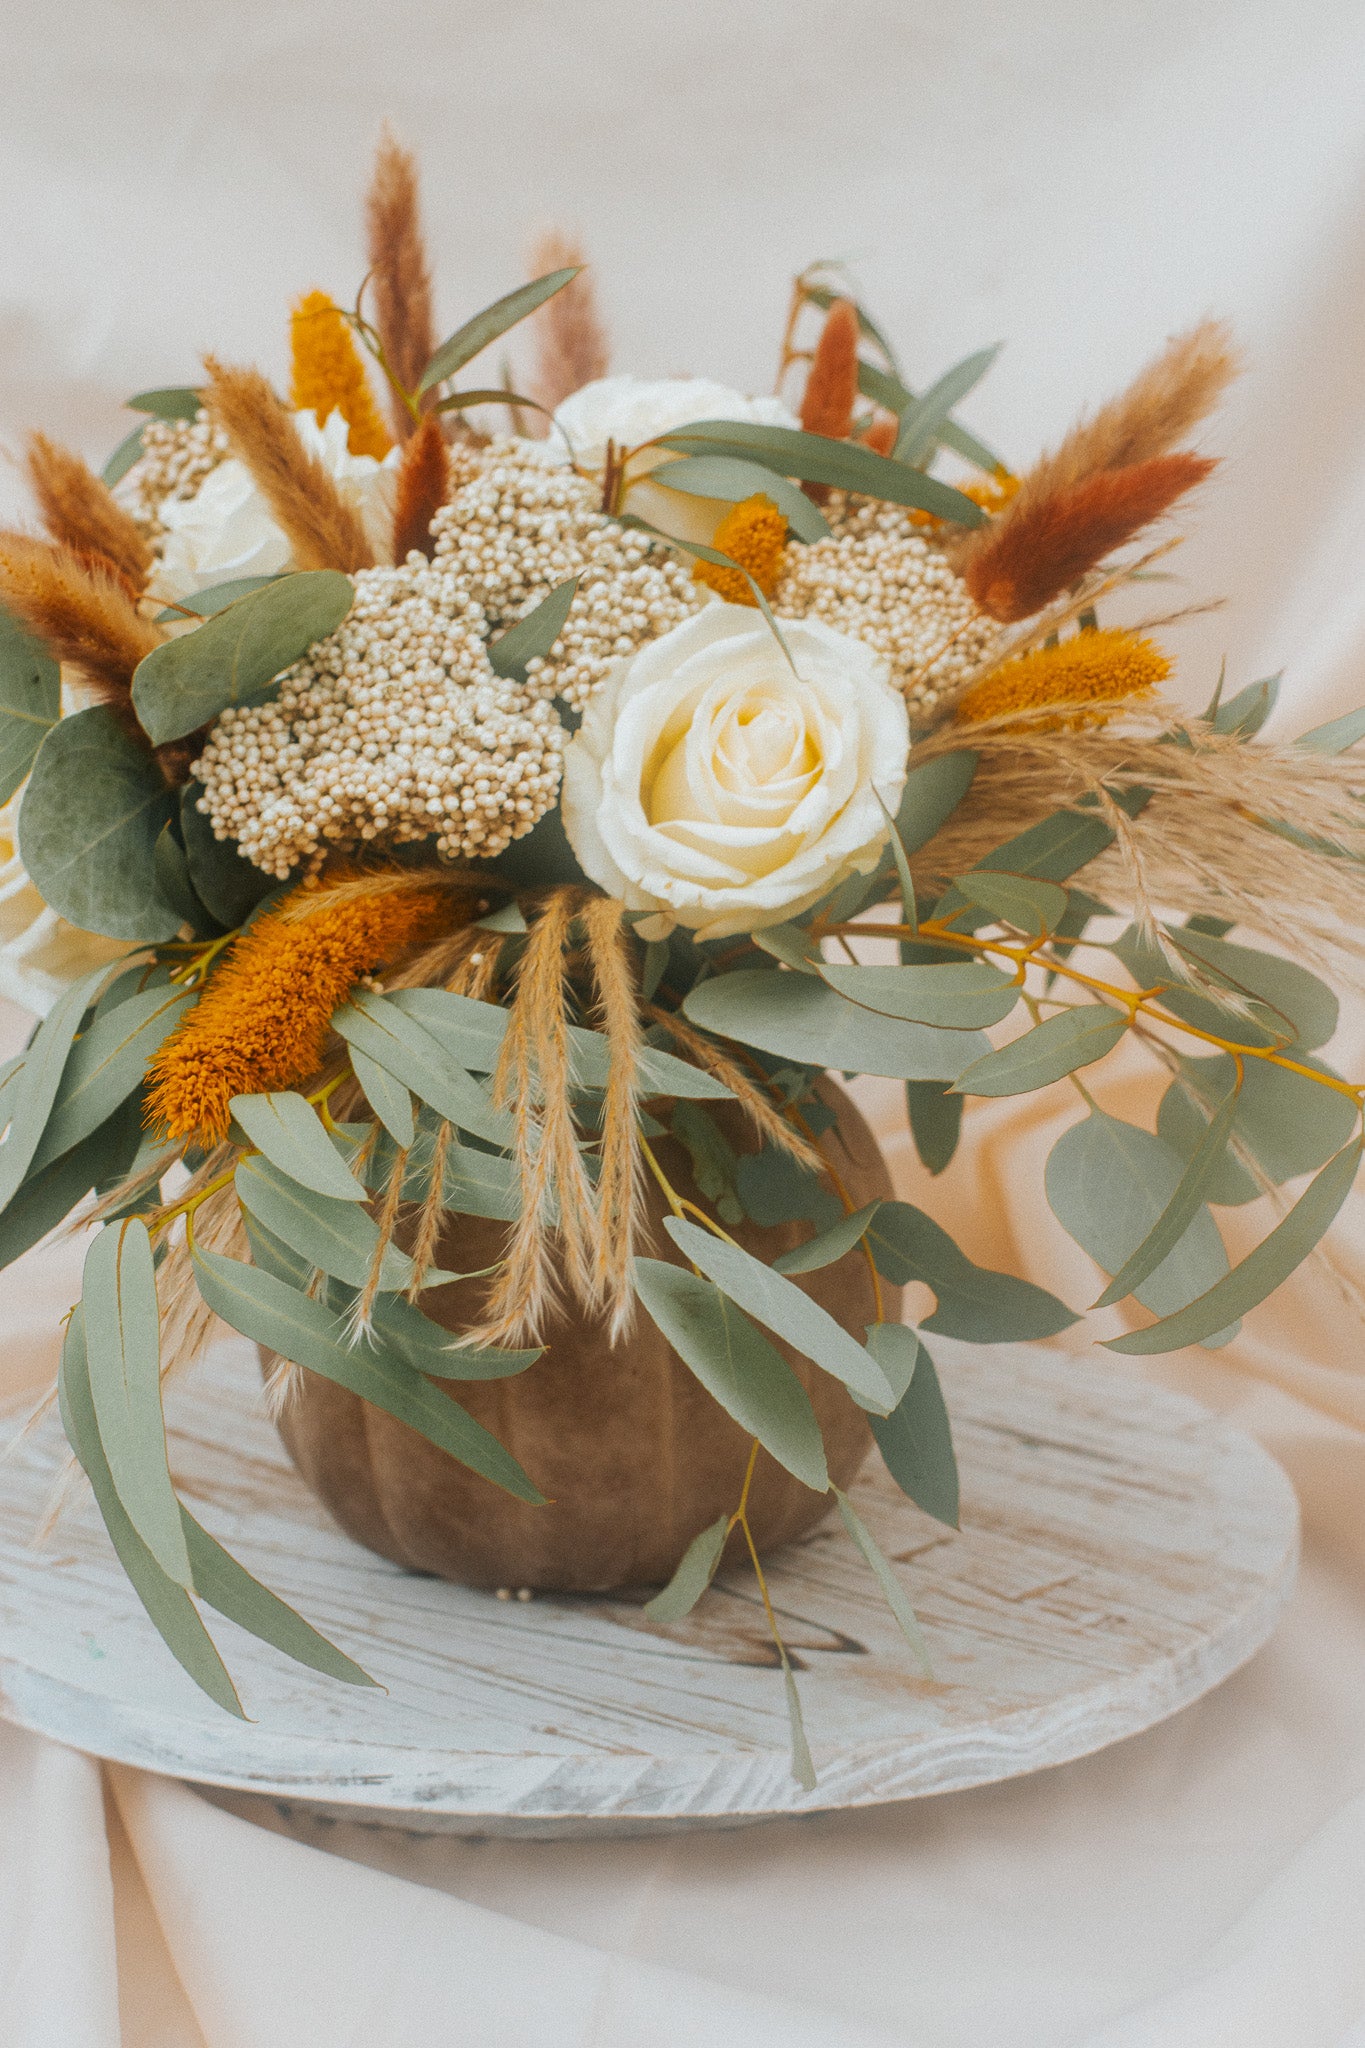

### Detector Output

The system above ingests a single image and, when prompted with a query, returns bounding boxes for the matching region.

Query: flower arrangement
[3,134,1364,1781]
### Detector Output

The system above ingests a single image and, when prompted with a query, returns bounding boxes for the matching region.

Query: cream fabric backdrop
[4,3,1365,2042]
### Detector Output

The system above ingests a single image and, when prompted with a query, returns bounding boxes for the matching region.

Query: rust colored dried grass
[527,229,609,417]
[959,453,1216,622]
[0,532,161,734]
[800,297,860,507]
[25,434,153,591]
[365,128,437,441]
[391,416,448,562]
[202,356,375,574]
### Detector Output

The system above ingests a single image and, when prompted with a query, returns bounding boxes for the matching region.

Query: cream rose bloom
[560,604,910,941]
[151,409,400,602]
[550,375,798,545]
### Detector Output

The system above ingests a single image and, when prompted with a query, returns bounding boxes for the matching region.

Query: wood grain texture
[0,1336,1298,1838]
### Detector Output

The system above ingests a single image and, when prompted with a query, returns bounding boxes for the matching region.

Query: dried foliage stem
[644,1006,825,1170]
[202,355,375,573]
[580,894,643,1335]
[25,433,153,590]
[0,532,162,738]
[391,415,448,562]
[365,128,437,440]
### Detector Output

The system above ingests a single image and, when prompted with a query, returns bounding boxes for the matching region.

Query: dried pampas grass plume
[0,531,161,733]
[202,355,376,575]
[365,127,437,441]
[800,297,860,441]
[526,229,610,417]
[960,452,1216,622]
[25,434,153,592]
[391,415,448,563]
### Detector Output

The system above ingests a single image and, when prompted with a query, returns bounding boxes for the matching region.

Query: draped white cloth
[4,3,1365,2041]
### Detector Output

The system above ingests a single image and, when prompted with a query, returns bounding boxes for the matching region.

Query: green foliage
[954,1006,1127,1097]
[487,577,581,682]
[1295,704,1365,754]
[819,961,1020,1030]
[656,421,987,525]
[0,963,117,1213]
[861,1319,924,1407]
[1211,673,1280,738]
[631,1258,829,1490]
[1165,1052,1357,1186]
[864,1202,1077,1341]
[101,424,147,488]
[332,992,514,1148]
[362,1292,540,1380]
[349,1047,415,1148]
[683,970,988,1081]
[156,576,281,622]
[27,983,193,1178]
[0,1099,142,1274]
[865,1335,959,1527]
[773,1201,882,1276]
[180,784,279,927]
[856,358,1004,475]
[229,1091,366,1201]
[1044,1110,1236,1342]
[181,1512,376,1688]
[832,1486,932,1671]
[895,753,978,858]
[154,822,217,936]
[905,1080,963,1177]
[734,1143,842,1232]
[0,604,60,804]
[894,346,1000,465]
[131,571,354,745]
[669,1101,743,1224]
[662,1216,897,1413]
[234,1157,414,1290]
[649,455,832,541]
[419,268,581,395]
[1094,1086,1242,1309]
[954,870,1069,936]
[127,387,202,420]
[643,1513,730,1623]
[19,707,180,940]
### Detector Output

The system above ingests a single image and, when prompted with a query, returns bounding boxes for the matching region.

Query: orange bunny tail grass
[0,532,160,732]
[146,878,451,1149]
[289,289,393,461]
[800,297,860,440]
[960,452,1216,623]
[365,128,437,441]
[202,355,376,574]
[955,628,1171,727]
[693,495,788,605]
[25,434,153,591]
[391,415,448,563]
[862,412,898,456]
[527,229,609,416]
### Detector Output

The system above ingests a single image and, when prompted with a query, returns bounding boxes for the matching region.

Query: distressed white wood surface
[0,1337,1298,1837]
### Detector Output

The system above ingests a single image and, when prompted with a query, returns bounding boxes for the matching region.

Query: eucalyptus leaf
[127,387,202,420]
[156,576,280,622]
[662,1216,896,1413]
[906,1080,963,1177]
[1167,1052,1357,1185]
[1212,674,1280,739]
[643,1513,730,1623]
[419,268,581,393]
[487,577,581,682]
[132,571,354,745]
[857,359,1004,474]
[28,983,193,1177]
[955,870,1069,936]
[365,1291,540,1381]
[101,424,147,489]
[1106,1138,1363,1354]
[657,421,986,525]
[670,1101,743,1224]
[194,1245,544,1500]
[58,1308,244,1716]
[820,961,1020,1030]
[1044,1110,1235,1337]
[1156,1079,1260,1206]
[82,1218,191,1586]
[648,455,832,542]
[1169,929,1338,1051]
[19,707,179,940]
[861,1319,924,1408]
[180,783,279,927]
[865,1201,1077,1342]
[1094,1086,1241,1308]
[894,345,1000,465]
[229,1092,366,1201]
[954,1006,1127,1097]
[1295,704,1365,754]
[895,752,978,857]
[0,604,60,805]
[349,1047,415,1148]
[753,924,823,974]
[683,971,988,1082]
[475,901,528,933]
[773,1201,882,1276]
[154,823,214,935]
[234,1156,413,1291]
[0,1097,143,1273]
[867,1336,959,1527]
[833,1486,932,1672]
[631,1258,829,1490]
[0,963,115,1211]
[735,1143,841,1233]
[332,992,514,1148]
[182,1510,376,1687]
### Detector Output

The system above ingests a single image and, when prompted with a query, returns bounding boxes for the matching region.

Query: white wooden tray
[0,1337,1298,1837]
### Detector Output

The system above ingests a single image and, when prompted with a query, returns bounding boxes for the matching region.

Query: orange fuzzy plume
[289,290,393,461]
[961,452,1215,623]
[956,628,1170,726]
[693,495,788,605]
[146,881,449,1147]
[800,298,860,440]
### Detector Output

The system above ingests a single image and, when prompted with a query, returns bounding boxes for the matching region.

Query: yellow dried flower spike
[289,289,394,461]
[955,627,1170,728]
[146,878,448,1148]
[693,494,788,606]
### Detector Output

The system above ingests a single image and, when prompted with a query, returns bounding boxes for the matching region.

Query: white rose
[550,375,798,545]
[560,604,909,941]
[152,409,400,602]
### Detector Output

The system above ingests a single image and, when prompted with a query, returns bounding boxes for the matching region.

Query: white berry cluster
[774,498,1000,716]
[430,439,704,706]
[191,563,564,877]
[115,414,231,543]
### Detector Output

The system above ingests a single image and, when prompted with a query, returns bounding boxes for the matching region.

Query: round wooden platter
[0,1336,1298,1839]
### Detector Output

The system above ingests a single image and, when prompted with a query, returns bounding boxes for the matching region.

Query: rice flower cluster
[116,415,231,544]
[773,497,1002,715]
[955,627,1170,726]
[192,561,565,876]
[146,878,450,1146]
[429,439,705,705]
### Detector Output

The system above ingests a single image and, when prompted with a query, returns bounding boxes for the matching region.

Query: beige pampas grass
[0,531,162,731]
[365,128,437,441]
[646,1007,826,1172]
[25,433,154,591]
[581,894,642,1336]
[527,230,609,417]
[202,355,375,574]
